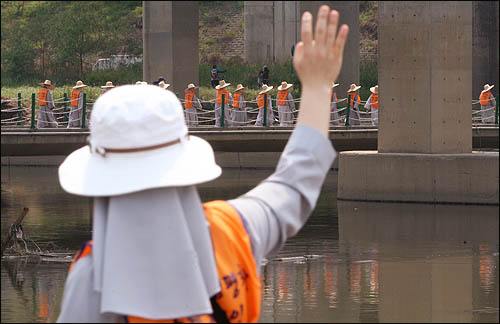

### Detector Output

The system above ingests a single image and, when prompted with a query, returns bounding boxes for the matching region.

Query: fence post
[495,95,499,125]
[264,93,268,126]
[221,93,225,127]
[345,95,351,126]
[17,93,22,126]
[81,93,87,129]
[63,93,68,124]
[31,93,35,129]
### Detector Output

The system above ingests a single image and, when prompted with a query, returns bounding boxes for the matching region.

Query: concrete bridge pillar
[472,1,499,100]
[337,1,499,205]
[143,1,198,94]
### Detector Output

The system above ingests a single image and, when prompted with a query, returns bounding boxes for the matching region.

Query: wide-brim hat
[370,85,378,94]
[58,85,221,197]
[185,83,199,91]
[259,84,273,94]
[348,83,361,92]
[38,79,55,90]
[135,81,148,85]
[158,81,170,89]
[101,81,115,89]
[331,82,339,88]
[215,80,230,89]
[277,81,293,91]
[481,84,495,93]
[73,80,88,89]
[234,84,247,92]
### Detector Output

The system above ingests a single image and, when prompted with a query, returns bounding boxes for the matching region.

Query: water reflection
[1,165,498,323]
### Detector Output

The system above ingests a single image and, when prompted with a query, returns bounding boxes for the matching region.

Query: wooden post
[1,207,29,256]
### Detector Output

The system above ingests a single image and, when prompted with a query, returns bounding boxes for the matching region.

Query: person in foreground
[57,5,348,323]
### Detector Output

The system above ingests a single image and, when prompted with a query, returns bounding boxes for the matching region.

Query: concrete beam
[244,1,275,63]
[378,1,473,154]
[143,1,198,94]
[472,1,499,100]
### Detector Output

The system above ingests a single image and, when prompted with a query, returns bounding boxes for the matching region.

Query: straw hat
[347,83,361,92]
[370,85,379,94]
[331,82,339,88]
[135,81,148,85]
[58,85,221,196]
[101,81,115,89]
[215,80,231,89]
[277,81,293,91]
[185,83,199,91]
[259,84,274,94]
[158,81,170,89]
[481,84,495,93]
[234,84,247,92]
[38,80,55,90]
[72,80,88,89]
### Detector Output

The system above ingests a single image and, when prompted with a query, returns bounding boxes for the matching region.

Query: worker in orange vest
[56,5,349,323]
[100,81,115,95]
[36,80,58,128]
[330,82,341,126]
[276,81,296,126]
[184,83,201,127]
[214,80,233,127]
[231,84,248,127]
[364,85,379,126]
[479,84,496,124]
[255,84,275,126]
[67,80,88,128]
[346,83,362,125]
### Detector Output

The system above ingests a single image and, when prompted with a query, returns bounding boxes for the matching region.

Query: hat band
[89,136,186,157]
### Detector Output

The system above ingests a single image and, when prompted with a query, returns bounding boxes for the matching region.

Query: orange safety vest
[71,90,81,107]
[185,91,195,109]
[216,89,229,104]
[232,92,242,108]
[37,88,49,106]
[330,90,337,103]
[277,90,289,106]
[257,93,268,109]
[479,91,491,106]
[69,201,261,323]
[371,94,379,109]
[348,92,360,107]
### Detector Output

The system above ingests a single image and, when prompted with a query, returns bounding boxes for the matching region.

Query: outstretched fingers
[332,24,349,62]
[301,11,313,50]
[326,10,339,52]
[314,5,330,48]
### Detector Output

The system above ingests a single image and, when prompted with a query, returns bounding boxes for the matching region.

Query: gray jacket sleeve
[193,95,202,109]
[228,125,336,274]
[46,91,55,109]
[490,94,497,107]
[364,94,372,110]
[288,93,295,110]
[78,93,83,110]
[239,95,245,109]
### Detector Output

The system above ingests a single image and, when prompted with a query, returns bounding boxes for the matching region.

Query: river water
[1,165,498,323]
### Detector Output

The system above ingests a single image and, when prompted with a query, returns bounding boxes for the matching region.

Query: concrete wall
[472,1,499,100]
[378,1,473,154]
[244,1,275,63]
[337,151,499,204]
[143,1,198,94]
[273,1,300,62]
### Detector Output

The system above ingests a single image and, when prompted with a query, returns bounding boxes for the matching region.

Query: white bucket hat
[101,81,115,89]
[73,80,88,89]
[370,85,379,94]
[38,79,55,90]
[259,84,274,94]
[481,84,495,93]
[348,83,361,92]
[215,80,230,89]
[135,81,148,85]
[158,81,170,89]
[185,83,198,91]
[234,84,247,92]
[277,81,293,91]
[59,85,222,197]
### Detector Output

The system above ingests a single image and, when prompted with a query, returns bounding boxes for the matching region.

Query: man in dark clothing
[262,65,270,86]
[210,65,226,88]
[153,76,166,86]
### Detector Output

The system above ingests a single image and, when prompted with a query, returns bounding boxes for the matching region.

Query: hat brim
[481,85,494,93]
[332,83,339,88]
[39,83,55,90]
[370,87,378,94]
[73,85,88,89]
[277,84,293,91]
[259,86,274,94]
[235,87,247,92]
[185,86,199,91]
[348,86,361,92]
[215,84,230,89]
[58,135,222,197]
[101,86,115,89]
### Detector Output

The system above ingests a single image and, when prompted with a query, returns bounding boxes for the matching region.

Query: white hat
[135,81,147,85]
[331,82,339,88]
[277,81,293,91]
[234,84,247,92]
[348,83,361,92]
[72,80,88,89]
[101,81,115,89]
[259,84,274,94]
[481,84,495,93]
[38,79,55,90]
[158,81,170,89]
[185,83,198,91]
[370,85,378,94]
[215,80,230,89]
[58,85,222,197]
